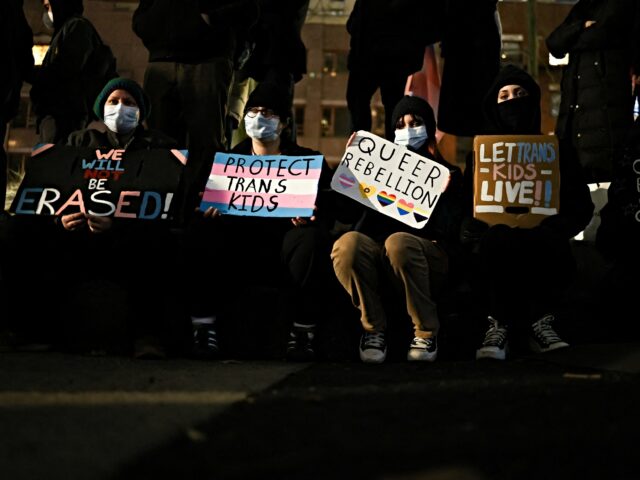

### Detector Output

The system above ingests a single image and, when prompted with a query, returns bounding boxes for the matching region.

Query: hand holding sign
[201,152,324,218]
[473,134,560,228]
[330,131,450,229]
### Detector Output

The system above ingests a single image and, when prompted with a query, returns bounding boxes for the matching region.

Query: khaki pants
[331,231,448,338]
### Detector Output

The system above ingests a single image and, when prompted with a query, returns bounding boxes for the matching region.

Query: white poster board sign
[330,131,450,228]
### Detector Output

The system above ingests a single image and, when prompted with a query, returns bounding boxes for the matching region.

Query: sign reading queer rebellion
[201,152,324,217]
[473,134,560,228]
[10,145,186,219]
[330,130,450,229]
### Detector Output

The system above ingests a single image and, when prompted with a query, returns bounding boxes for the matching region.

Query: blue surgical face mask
[43,11,54,30]
[394,125,428,150]
[244,113,280,141]
[104,104,139,134]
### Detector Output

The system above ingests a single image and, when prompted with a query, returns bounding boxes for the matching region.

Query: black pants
[346,67,408,141]
[185,217,331,328]
[478,224,576,327]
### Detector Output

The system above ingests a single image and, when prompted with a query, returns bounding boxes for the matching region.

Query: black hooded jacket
[461,65,594,243]
[30,0,102,118]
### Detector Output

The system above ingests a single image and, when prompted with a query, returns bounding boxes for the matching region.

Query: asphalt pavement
[1,342,638,480]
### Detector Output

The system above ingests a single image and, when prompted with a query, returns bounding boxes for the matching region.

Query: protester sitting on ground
[331,95,465,364]
[460,65,594,361]
[59,78,180,358]
[185,81,333,362]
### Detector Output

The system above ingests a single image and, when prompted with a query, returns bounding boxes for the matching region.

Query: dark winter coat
[132,0,259,63]
[66,125,177,151]
[239,0,308,83]
[0,0,33,123]
[461,65,594,247]
[30,0,101,119]
[546,0,640,182]
[437,0,501,136]
[346,0,442,76]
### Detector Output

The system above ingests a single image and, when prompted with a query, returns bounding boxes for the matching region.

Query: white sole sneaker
[359,347,387,364]
[407,348,437,362]
[476,344,507,361]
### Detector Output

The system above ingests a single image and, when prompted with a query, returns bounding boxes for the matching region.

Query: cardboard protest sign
[473,135,560,228]
[10,144,186,220]
[201,152,324,217]
[330,130,450,229]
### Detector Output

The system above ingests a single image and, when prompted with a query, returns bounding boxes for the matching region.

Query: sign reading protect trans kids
[201,152,324,217]
[473,135,560,229]
[331,131,450,229]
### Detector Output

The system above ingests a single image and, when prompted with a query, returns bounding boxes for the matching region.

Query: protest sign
[10,144,186,220]
[201,152,324,217]
[473,134,560,228]
[330,130,450,229]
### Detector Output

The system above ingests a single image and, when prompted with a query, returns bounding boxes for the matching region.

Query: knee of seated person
[331,231,365,266]
[384,232,416,267]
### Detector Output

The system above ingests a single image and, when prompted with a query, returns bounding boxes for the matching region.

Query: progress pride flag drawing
[201,152,324,217]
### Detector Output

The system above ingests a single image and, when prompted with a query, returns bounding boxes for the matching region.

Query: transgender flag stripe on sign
[202,152,324,217]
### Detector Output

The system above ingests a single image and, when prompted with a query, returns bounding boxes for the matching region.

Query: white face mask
[103,104,139,134]
[394,125,428,150]
[244,113,280,141]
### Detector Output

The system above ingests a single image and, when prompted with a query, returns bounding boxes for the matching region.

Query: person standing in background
[546,0,640,183]
[30,0,105,144]
[132,0,259,222]
[437,0,501,138]
[0,0,34,213]
[345,0,442,141]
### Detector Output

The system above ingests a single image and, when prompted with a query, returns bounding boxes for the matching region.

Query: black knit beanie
[244,82,291,121]
[93,77,150,122]
[391,95,437,140]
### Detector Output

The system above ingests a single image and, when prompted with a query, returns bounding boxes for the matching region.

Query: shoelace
[194,328,218,348]
[411,337,433,350]
[363,332,385,349]
[532,315,562,344]
[483,318,507,346]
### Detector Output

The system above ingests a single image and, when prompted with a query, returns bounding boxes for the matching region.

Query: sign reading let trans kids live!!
[10,145,186,219]
[200,152,324,217]
[331,131,450,229]
[473,134,561,229]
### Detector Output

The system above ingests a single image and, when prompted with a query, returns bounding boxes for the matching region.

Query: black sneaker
[476,316,508,360]
[407,335,437,362]
[359,331,387,364]
[192,325,219,360]
[529,314,569,352]
[286,327,315,362]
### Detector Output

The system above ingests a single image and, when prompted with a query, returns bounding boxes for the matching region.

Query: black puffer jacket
[132,0,259,63]
[546,0,640,182]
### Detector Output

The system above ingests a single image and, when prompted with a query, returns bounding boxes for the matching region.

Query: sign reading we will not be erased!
[10,145,186,219]
[331,131,450,229]
[201,152,324,217]
[473,134,560,229]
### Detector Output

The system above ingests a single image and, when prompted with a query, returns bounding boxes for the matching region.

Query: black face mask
[496,96,538,134]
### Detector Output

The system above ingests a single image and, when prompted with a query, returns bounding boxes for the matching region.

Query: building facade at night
[5,0,578,206]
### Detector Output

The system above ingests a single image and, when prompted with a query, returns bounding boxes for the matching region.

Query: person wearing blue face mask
[184,82,336,362]
[331,95,465,364]
[66,77,176,150]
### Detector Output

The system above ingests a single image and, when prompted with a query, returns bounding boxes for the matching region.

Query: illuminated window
[323,51,348,77]
[321,106,350,137]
